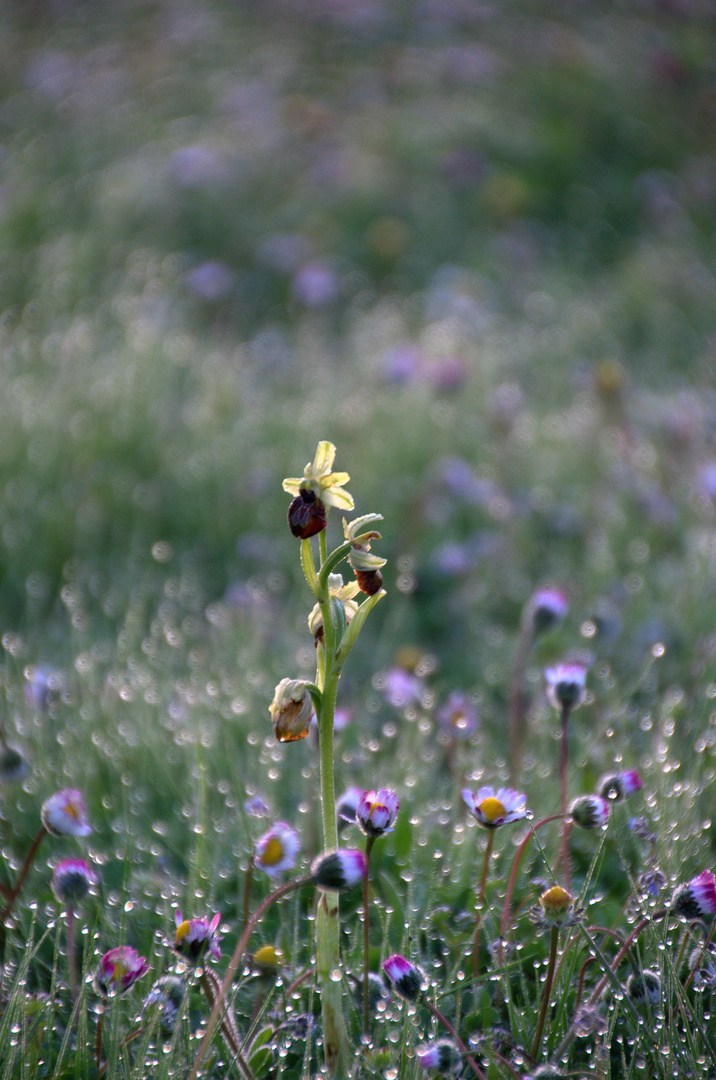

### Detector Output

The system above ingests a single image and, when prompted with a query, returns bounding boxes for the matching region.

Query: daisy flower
[172,910,221,962]
[41,789,92,837]
[254,822,301,878]
[598,769,643,802]
[461,786,528,829]
[529,886,584,931]
[382,954,427,1002]
[356,789,399,838]
[96,946,149,996]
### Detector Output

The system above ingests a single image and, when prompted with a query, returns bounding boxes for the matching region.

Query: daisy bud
[671,870,716,918]
[626,968,661,1005]
[269,679,314,743]
[96,946,149,997]
[287,488,326,539]
[598,769,643,802]
[351,971,391,1013]
[51,857,98,904]
[311,849,367,891]
[356,789,399,838]
[544,661,587,711]
[382,954,427,1001]
[417,1038,461,1073]
[41,789,92,837]
[569,795,610,830]
[0,745,28,783]
[529,886,584,930]
[524,587,569,636]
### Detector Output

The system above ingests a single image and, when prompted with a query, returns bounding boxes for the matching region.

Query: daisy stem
[1,824,47,925]
[189,875,313,1080]
[241,856,254,935]
[499,814,566,942]
[422,998,487,1080]
[363,835,375,1036]
[66,902,77,1004]
[531,925,559,1061]
[559,704,572,893]
[507,623,533,785]
[471,830,494,979]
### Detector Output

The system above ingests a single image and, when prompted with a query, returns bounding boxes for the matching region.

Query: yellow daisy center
[175,920,190,943]
[541,885,572,910]
[479,796,506,823]
[260,837,284,866]
[254,945,281,968]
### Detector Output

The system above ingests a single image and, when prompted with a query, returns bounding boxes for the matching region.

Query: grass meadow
[0,0,716,1077]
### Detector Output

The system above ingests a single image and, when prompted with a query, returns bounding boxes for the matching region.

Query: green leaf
[335,589,385,666]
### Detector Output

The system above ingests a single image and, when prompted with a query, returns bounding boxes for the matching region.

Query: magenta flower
[671,871,716,918]
[382,954,427,1001]
[544,661,588,711]
[461,786,528,829]
[41,789,92,837]
[172,910,221,962]
[254,822,301,878]
[51,857,98,903]
[311,849,367,891]
[435,691,479,739]
[96,946,149,996]
[356,789,399,838]
[599,769,643,802]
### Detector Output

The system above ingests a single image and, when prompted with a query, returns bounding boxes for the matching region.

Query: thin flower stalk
[559,702,572,893]
[362,834,375,1035]
[421,998,487,1080]
[1,825,47,925]
[531,925,559,1061]
[499,813,566,942]
[471,829,494,979]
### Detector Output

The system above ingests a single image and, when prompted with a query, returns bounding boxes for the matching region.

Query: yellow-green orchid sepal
[282,441,355,511]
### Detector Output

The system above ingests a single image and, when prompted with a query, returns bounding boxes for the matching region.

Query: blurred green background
[1,0,716,742]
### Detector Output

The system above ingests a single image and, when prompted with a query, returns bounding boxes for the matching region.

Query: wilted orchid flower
[96,946,149,996]
[308,574,361,643]
[255,822,301,879]
[173,910,222,962]
[41,789,92,837]
[356,789,399,838]
[269,679,314,743]
[462,786,528,829]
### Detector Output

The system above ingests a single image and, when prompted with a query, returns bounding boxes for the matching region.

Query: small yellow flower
[283,441,354,512]
[529,885,584,930]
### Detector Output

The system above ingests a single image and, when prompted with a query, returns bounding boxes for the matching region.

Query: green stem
[531,926,559,1061]
[314,543,347,1077]
[472,830,494,979]
[363,836,375,1035]
[559,704,572,893]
